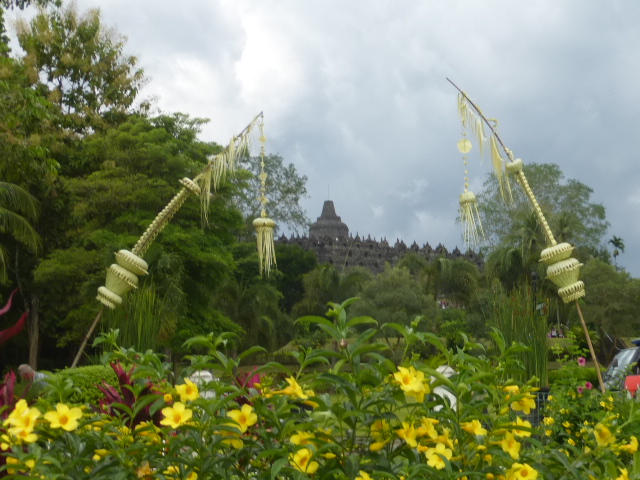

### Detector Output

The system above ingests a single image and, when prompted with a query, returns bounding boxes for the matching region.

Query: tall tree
[34,113,242,365]
[3,4,146,368]
[349,264,437,328]
[15,4,145,134]
[292,264,372,318]
[234,154,310,235]
[608,236,625,270]
[477,163,608,253]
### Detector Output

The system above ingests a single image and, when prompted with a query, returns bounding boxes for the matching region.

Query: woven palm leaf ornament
[96,112,265,310]
[457,96,484,249]
[71,113,267,368]
[447,78,604,393]
[252,117,277,276]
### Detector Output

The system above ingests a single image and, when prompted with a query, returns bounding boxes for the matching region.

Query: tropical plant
[608,236,625,269]
[490,286,549,387]
[0,182,39,282]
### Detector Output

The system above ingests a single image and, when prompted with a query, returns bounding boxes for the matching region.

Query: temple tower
[309,200,349,239]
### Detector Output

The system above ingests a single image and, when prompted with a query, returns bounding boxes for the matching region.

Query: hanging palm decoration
[457,100,484,249]
[73,112,270,367]
[96,112,265,310]
[447,78,604,393]
[252,117,277,276]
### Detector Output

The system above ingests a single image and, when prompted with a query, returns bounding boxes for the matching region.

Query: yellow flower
[510,394,536,415]
[461,419,487,436]
[513,418,532,438]
[594,423,616,447]
[160,402,192,429]
[419,417,440,439]
[219,425,244,449]
[273,377,308,399]
[164,393,173,403]
[425,442,453,470]
[396,421,419,448]
[291,430,315,445]
[5,456,35,475]
[5,399,40,439]
[176,378,199,402]
[290,448,319,474]
[619,436,638,454]
[393,366,430,402]
[568,438,576,446]
[507,462,538,480]
[615,467,630,480]
[227,404,258,433]
[435,427,455,449]
[503,385,520,395]
[370,419,391,451]
[500,432,521,460]
[543,417,554,426]
[135,421,162,445]
[356,470,372,480]
[163,465,196,479]
[136,460,154,478]
[164,466,180,477]
[44,403,83,432]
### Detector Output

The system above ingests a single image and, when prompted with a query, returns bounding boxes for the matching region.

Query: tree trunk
[28,292,39,369]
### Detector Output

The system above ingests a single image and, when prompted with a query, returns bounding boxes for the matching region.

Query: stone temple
[276,200,482,274]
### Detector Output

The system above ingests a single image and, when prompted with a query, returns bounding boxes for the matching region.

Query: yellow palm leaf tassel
[253,118,277,276]
[457,135,484,249]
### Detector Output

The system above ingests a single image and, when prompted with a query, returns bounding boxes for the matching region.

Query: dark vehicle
[603,346,640,390]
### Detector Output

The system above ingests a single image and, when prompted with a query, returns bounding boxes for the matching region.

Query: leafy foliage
[478,163,609,256]
[234,154,310,235]
[3,308,640,479]
[47,365,117,406]
[16,4,145,133]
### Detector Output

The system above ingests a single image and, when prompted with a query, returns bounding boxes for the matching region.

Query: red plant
[0,289,29,346]
[97,362,162,427]
[0,371,17,419]
[234,368,264,406]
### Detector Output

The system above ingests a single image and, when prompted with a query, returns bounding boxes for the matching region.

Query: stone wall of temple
[276,200,482,274]
[277,234,483,274]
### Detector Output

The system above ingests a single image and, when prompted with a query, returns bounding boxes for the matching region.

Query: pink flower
[577,386,584,394]
[585,382,593,390]
[578,357,586,367]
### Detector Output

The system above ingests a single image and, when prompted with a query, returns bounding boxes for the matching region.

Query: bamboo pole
[575,300,605,393]
[71,306,104,368]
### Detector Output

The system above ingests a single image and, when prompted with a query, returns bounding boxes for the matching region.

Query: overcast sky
[9,1,640,277]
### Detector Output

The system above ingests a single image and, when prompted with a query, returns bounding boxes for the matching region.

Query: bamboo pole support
[71,306,105,368]
[575,300,605,393]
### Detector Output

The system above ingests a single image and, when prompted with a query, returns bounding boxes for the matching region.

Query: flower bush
[0,299,640,479]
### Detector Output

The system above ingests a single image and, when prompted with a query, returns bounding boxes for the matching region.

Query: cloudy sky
[8,1,640,276]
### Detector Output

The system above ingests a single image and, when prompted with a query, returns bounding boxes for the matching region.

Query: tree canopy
[477,163,608,253]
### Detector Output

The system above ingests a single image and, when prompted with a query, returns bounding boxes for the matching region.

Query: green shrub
[548,365,599,386]
[49,365,117,405]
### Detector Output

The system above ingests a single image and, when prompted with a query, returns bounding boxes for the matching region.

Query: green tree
[0,51,59,369]
[272,243,317,313]
[16,4,145,134]
[235,153,310,235]
[0,182,39,282]
[608,236,625,270]
[478,163,608,253]
[292,264,372,318]
[31,113,243,366]
[350,264,437,328]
